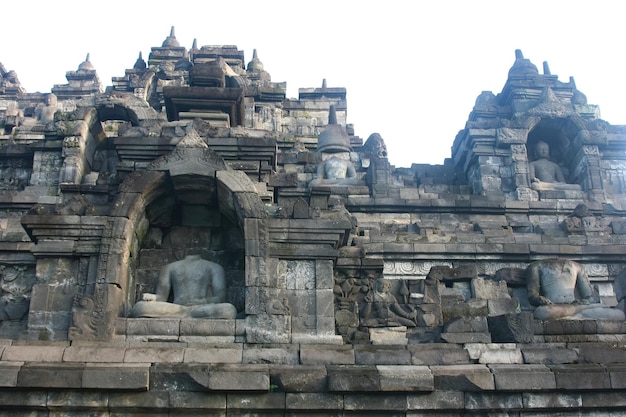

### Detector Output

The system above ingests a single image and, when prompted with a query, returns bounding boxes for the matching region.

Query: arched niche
[69,134,266,340]
[61,94,164,187]
[526,118,578,182]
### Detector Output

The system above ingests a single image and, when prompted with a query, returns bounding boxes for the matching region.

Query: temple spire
[328,104,337,125]
[161,26,180,47]
[543,61,551,75]
[133,51,147,70]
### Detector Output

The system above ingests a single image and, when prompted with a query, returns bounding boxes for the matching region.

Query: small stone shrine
[0,31,626,414]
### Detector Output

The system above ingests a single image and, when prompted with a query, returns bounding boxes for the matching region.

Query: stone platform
[2,337,626,416]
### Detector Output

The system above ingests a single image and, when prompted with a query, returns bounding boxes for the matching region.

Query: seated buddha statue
[130,254,237,319]
[528,141,581,191]
[527,258,624,320]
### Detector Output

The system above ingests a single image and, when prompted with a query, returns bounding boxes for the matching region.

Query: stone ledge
[4,359,626,394]
[0,387,626,414]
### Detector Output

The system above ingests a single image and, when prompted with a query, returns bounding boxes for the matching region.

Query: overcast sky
[3,0,624,167]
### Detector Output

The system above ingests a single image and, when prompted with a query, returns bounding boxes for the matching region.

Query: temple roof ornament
[133,52,147,70]
[162,26,180,47]
[247,49,262,71]
[508,49,539,77]
[316,105,351,153]
[78,53,95,71]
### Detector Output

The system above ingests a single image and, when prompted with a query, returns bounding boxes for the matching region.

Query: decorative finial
[569,76,577,89]
[322,78,327,88]
[133,52,147,70]
[543,61,551,75]
[162,26,180,47]
[515,49,524,60]
[191,38,197,50]
[77,53,95,71]
[328,104,337,125]
[253,49,258,59]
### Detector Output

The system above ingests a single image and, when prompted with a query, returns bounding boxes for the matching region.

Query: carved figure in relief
[130,254,237,319]
[0,265,32,322]
[526,258,624,320]
[528,141,581,191]
[361,278,418,327]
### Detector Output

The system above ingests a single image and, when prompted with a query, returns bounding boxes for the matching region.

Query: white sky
[3,0,625,167]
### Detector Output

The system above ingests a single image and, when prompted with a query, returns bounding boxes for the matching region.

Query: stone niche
[68,131,269,341]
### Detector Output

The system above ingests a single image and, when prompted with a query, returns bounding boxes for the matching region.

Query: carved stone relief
[0,264,35,337]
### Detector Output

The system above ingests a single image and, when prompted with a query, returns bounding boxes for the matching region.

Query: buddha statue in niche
[528,141,581,191]
[130,253,237,319]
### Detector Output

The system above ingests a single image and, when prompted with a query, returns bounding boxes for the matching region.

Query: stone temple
[1,28,626,415]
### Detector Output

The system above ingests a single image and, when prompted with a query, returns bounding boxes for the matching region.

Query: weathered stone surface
[0,361,22,387]
[17,363,84,388]
[0,389,48,408]
[368,327,408,345]
[488,312,534,343]
[2,345,66,362]
[179,319,236,336]
[208,365,270,391]
[408,345,470,365]
[226,392,285,409]
[551,364,611,389]
[581,391,626,408]
[472,278,510,299]
[169,391,226,410]
[270,365,328,392]
[123,345,185,363]
[577,345,626,364]
[522,392,582,409]
[108,391,169,410]
[431,365,495,391]
[464,392,523,411]
[604,363,626,389]
[82,363,150,389]
[343,393,408,411]
[46,390,109,409]
[487,298,520,316]
[354,345,411,365]
[62,345,126,363]
[300,345,355,365]
[242,344,299,365]
[443,316,488,333]
[377,365,433,391]
[285,393,342,410]
[521,346,579,364]
[489,364,556,390]
[149,363,210,391]
[406,390,465,410]
[183,344,243,363]
[440,332,491,344]
[327,365,380,391]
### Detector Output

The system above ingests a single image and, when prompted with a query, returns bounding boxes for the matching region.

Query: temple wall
[1,38,626,415]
